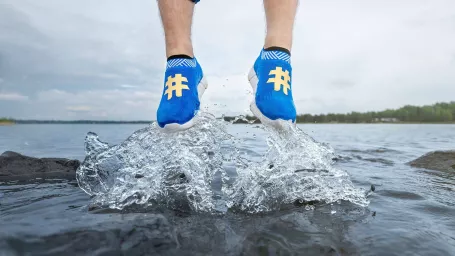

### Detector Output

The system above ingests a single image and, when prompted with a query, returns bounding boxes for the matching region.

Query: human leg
[156,0,207,131]
[247,0,298,127]
[264,0,298,51]
[158,0,196,57]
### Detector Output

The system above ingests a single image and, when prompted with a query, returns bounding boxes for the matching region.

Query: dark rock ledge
[0,151,80,182]
[2,149,453,182]
[407,150,455,172]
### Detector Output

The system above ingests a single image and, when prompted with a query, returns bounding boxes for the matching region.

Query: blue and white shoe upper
[157,57,207,131]
[249,49,297,124]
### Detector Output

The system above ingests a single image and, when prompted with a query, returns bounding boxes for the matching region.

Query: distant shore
[7,120,151,125]
[2,101,455,125]
[1,120,454,125]
[0,120,15,125]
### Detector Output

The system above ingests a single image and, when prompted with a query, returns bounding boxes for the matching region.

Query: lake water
[1,120,455,255]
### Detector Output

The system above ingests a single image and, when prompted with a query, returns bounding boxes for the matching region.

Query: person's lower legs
[247,0,298,126]
[158,0,195,58]
[263,0,298,51]
[156,0,206,131]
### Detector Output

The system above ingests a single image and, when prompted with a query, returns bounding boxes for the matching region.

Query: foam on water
[76,112,368,213]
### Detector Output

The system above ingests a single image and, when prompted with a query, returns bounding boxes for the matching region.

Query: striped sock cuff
[261,49,291,63]
[166,58,197,69]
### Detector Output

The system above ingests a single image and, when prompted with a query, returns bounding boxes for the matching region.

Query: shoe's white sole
[248,67,295,129]
[160,76,208,133]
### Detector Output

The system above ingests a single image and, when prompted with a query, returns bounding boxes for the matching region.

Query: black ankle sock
[264,46,291,56]
[167,54,193,61]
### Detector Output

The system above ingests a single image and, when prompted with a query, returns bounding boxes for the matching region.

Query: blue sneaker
[157,57,208,132]
[248,48,297,127]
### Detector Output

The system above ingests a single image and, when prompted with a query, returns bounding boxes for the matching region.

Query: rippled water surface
[1,120,455,255]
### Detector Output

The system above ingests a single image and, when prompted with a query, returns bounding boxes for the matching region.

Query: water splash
[225,122,369,213]
[77,112,231,212]
[76,112,368,213]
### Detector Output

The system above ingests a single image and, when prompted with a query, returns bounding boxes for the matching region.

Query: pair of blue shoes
[157,48,296,132]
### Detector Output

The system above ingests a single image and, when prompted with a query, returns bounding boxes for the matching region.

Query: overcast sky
[1,0,454,120]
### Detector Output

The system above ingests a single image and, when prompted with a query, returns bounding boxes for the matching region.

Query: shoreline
[2,122,455,125]
[0,121,15,126]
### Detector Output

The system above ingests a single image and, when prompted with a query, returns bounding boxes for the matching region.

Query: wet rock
[407,150,455,172]
[0,151,80,182]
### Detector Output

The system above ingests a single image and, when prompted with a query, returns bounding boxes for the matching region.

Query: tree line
[0,118,14,124]
[225,102,455,123]
[2,102,455,124]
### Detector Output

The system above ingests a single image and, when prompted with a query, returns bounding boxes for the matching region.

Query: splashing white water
[77,112,231,212]
[225,122,369,213]
[76,112,368,213]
